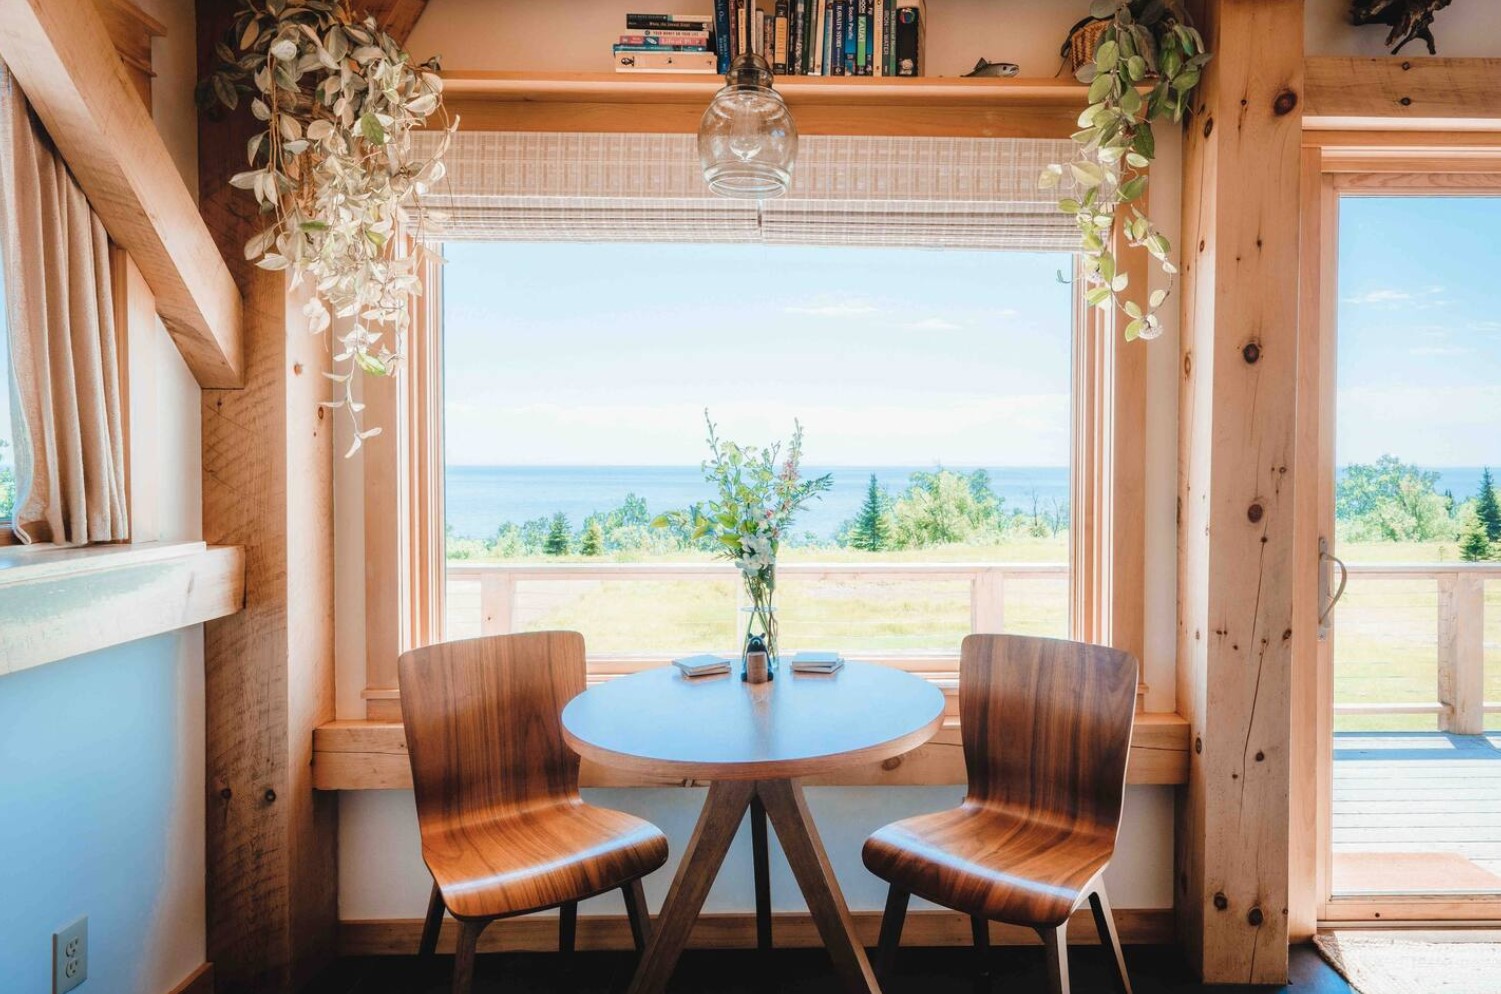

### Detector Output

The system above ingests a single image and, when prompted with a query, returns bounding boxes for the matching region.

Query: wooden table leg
[756,779,881,994]
[625,779,757,994]
[750,793,773,951]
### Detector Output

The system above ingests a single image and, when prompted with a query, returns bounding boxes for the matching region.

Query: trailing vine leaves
[1041,0,1210,341]
[197,0,457,454]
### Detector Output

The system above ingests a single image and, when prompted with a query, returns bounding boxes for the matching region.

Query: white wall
[0,1,207,991]
[338,0,1181,925]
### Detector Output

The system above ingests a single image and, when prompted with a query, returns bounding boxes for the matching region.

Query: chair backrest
[959,634,1138,842]
[398,631,586,834]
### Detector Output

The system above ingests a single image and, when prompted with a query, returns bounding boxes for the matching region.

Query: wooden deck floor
[1332,731,1501,894]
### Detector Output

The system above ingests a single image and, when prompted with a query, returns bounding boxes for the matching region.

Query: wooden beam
[0,543,244,675]
[338,907,1176,956]
[195,0,337,990]
[0,0,244,387]
[1305,57,1501,130]
[362,0,430,45]
[310,713,1192,791]
[1175,0,1303,984]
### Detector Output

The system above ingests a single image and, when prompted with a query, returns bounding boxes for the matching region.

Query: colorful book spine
[842,1,856,75]
[774,0,790,74]
[881,0,894,75]
[855,0,870,75]
[615,43,712,52]
[713,0,732,71]
[618,32,712,45]
[829,2,844,75]
[626,13,715,27]
[894,0,921,76]
[615,50,719,71]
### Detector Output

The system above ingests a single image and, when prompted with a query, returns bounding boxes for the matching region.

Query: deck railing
[1335,562,1501,734]
[445,561,1069,666]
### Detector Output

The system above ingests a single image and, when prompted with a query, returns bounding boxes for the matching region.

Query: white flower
[734,533,775,574]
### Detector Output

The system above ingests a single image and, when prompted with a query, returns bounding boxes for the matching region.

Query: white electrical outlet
[53,916,87,994]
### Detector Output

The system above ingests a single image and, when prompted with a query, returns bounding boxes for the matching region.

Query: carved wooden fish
[962,58,1021,78]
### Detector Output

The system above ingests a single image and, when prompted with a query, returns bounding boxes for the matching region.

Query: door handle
[1318,537,1348,641]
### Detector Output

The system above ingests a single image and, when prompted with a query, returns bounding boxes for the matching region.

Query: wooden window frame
[355,78,1154,730]
[1291,135,1501,932]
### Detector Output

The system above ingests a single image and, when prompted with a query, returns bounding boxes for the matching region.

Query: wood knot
[1247,503,1264,523]
[264,788,278,804]
[1213,892,1228,911]
[1272,89,1298,116]
[1242,341,1261,364]
[293,362,304,375]
[1202,116,1214,138]
[219,787,233,801]
[1248,907,1264,927]
[881,756,903,771]
[1399,96,1413,106]
[1255,751,1265,762]
[1283,629,1293,641]
[1401,61,1413,71]
[1183,353,1193,378]
[317,406,326,421]
[1195,736,1203,755]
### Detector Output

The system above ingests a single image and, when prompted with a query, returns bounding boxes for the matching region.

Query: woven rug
[1315,932,1501,994]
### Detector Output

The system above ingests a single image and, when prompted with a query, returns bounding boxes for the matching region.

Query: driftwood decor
[1351,0,1455,55]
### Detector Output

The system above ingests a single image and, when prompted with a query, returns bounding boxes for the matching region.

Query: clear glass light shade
[698,54,797,199]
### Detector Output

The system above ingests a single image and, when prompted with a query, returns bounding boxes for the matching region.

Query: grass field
[445,535,1501,732]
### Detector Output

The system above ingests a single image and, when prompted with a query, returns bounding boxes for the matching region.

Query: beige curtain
[0,61,127,545]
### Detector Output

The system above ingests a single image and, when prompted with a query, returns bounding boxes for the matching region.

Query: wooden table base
[626,778,881,994]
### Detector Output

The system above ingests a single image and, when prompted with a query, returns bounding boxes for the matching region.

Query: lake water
[444,465,1496,542]
[446,465,1071,541]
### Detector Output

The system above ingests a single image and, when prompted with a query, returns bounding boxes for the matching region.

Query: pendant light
[698,52,798,199]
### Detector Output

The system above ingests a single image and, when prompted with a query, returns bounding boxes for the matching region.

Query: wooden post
[1438,572,1485,735]
[971,570,1005,634]
[480,571,516,636]
[1175,0,1303,983]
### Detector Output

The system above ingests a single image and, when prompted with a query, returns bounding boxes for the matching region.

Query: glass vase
[740,566,778,678]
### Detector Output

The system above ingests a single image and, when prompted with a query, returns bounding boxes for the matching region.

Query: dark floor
[302,944,1350,994]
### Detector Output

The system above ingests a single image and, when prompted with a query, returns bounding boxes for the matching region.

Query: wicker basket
[1066,18,1112,75]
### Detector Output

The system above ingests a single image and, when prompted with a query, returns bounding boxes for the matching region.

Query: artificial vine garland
[1043,0,1210,341]
[199,0,456,453]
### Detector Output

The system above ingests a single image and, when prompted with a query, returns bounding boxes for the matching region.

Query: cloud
[905,317,963,332]
[1469,320,1501,334]
[784,298,878,317]
[1343,286,1448,309]
[1343,289,1413,306]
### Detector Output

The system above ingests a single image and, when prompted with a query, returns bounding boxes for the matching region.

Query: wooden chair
[398,631,670,994]
[862,634,1139,994]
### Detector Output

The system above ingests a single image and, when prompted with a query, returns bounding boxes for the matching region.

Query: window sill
[312,710,1190,791]
[0,541,245,677]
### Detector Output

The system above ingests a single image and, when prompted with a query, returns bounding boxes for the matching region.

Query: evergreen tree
[1461,520,1492,563]
[1476,468,1501,543]
[848,474,889,552]
[544,512,572,556]
[579,518,605,556]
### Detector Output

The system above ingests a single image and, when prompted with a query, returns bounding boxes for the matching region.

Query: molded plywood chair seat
[398,631,670,994]
[862,634,1138,994]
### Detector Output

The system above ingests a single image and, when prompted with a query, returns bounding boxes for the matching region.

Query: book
[829,2,845,75]
[812,0,827,74]
[894,0,923,77]
[673,653,734,677]
[855,0,870,75]
[615,50,720,71]
[790,651,845,673]
[617,31,713,45]
[791,0,806,74]
[615,43,713,52]
[881,0,895,75]
[774,1,790,74]
[713,0,732,71]
[842,0,857,75]
[626,13,714,28]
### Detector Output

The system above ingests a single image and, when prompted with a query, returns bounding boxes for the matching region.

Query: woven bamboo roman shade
[410,131,1077,251]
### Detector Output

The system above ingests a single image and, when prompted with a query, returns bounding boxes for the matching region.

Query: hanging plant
[1042,0,1210,341]
[198,0,457,454]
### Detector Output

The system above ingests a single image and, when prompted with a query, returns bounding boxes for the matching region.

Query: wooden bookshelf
[438,71,1091,138]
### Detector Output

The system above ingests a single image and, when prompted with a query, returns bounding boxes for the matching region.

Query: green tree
[1461,520,1492,563]
[848,474,890,551]
[889,469,1005,549]
[1475,467,1501,543]
[0,438,13,521]
[1335,455,1453,542]
[579,518,605,556]
[544,512,572,556]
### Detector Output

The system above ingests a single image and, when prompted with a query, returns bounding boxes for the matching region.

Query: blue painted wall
[0,631,205,994]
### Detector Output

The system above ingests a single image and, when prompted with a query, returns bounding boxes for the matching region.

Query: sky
[1336,197,1501,467]
[441,241,1075,467]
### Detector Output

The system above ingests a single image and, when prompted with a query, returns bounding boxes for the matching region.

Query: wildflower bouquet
[655,412,832,665]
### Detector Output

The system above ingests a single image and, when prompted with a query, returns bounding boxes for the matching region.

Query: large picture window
[439,240,1074,664]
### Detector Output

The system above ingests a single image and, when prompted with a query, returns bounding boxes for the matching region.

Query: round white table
[562,662,945,994]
